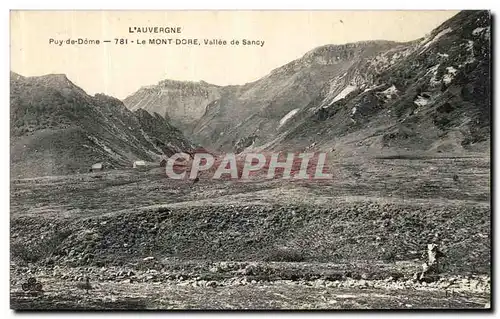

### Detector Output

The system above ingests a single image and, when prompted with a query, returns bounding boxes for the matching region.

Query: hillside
[10,73,196,178]
[124,80,226,132]
[265,10,491,156]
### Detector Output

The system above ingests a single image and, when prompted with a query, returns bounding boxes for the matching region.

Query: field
[10,154,491,310]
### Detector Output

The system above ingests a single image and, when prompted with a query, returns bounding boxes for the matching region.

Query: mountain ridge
[266,10,490,156]
[10,72,197,178]
[124,10,490,155]
[123,40,405,143]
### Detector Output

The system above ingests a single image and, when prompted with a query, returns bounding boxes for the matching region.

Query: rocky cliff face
[10,73,196,178]
[123,80,225,132]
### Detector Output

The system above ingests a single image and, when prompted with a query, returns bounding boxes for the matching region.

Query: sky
[10,10,458,99]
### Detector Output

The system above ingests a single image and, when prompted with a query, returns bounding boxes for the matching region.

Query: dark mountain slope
[10,73,196,178]
[262,10,490,156]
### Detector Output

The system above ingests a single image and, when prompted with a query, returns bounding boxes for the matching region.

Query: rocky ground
[10,266,490,309]
[10,154,491,310]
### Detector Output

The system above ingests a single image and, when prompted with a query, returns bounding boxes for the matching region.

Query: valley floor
[10,275,490,310]
[10,154,491,310]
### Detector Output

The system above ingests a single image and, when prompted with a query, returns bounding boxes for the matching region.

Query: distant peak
[37,73,70,81]
[34,74,75,88]
[14,73,89,96]
[157,78,220,88]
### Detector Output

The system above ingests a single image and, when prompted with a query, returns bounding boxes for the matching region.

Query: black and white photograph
[8,9,491,310]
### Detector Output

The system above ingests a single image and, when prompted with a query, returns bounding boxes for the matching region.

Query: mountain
[266,10,491,156]
[124,41,399,150]
[193,40,400,151]
[125,10,490,155]
[124,80,225,132]
[10,72,196,178]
